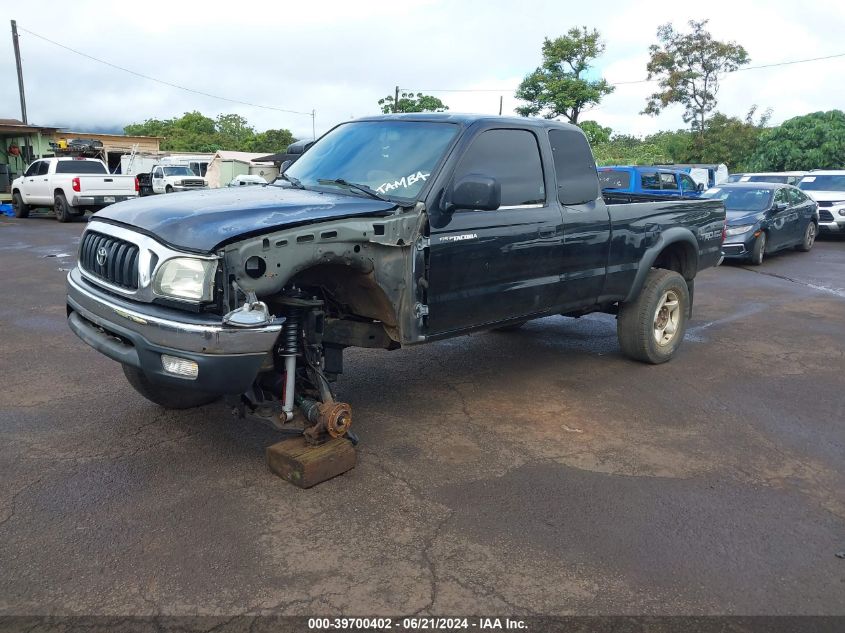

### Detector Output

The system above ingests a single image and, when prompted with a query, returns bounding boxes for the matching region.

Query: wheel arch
[624,230,699,304]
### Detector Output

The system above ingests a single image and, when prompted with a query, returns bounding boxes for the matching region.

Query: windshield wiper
[317,178,405,205]
[279,173,305,189]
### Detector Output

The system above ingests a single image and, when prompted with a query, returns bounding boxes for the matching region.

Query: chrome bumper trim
[67,267,282,355]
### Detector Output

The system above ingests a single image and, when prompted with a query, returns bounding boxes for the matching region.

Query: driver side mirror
[772,201,788,212]
[444,174,501,213]
[280,160,292,173]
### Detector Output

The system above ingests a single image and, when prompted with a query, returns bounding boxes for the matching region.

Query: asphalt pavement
[1,213,843,616]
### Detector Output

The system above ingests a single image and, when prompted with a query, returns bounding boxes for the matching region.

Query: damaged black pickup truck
[66,114,725,440]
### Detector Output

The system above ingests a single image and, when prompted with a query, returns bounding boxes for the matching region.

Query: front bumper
[71,194,137,207]
[66,267,283,394]
[721,233,756,259]
[172,185,208,192]
[818,208,845,232]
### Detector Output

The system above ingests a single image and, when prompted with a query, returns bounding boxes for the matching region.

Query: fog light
[161,354,199,379]
[838,209,845,216]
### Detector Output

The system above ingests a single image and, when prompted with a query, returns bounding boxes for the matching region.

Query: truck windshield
[597,169,631,189]
[799,175,845,191]
[702,187,772,212]
[283,121,459,200]
[55,161,107,174]
[163,167,194,176]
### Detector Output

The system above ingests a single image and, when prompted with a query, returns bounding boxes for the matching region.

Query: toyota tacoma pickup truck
[66,114,725,442]
[12,157,138,222]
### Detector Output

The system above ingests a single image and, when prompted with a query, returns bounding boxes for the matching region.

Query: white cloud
[2,0,844,143]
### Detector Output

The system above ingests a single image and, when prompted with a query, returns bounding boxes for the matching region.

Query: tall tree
[749,110,845,171]
[248,129,296,153]
[698,106,771,171]
[643,19,749,135]
[215,113,255,148]
[515,27,614,124]
[578,120,612,145]
[378,92,448,114]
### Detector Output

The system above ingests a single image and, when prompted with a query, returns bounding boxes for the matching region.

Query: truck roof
[355,112,582,132]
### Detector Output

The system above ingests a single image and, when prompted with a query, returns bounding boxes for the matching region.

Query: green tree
[515,27,614,124]
[248,128,296,153]
[378,92,448,114]
[749,110,845,171]
[215,113,255,149]
[697,106,771,171]
[578,120,612,145]
[644,20,749,135]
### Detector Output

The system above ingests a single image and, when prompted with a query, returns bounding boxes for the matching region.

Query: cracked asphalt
[1,215,844,616]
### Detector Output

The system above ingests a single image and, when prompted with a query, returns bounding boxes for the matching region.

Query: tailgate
[78,176,136,195]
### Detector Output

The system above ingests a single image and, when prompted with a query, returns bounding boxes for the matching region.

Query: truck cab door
[152,167,164,193]
[31,161,52,205]
[21,161,42,204]
[426,128,563,334]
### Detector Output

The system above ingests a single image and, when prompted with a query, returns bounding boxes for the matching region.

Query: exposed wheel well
[653,240,697,281]
[54,188,66,199]
[282,263,400,340]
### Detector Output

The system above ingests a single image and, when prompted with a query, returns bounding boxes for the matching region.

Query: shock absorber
[279,306,302,422]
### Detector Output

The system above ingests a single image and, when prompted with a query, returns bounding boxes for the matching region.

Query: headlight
[725,224,755,237]
[153,257,216,302]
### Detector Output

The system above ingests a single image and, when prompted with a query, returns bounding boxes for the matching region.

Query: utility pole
[11,20,27,124]
[311,110,316,141]
[394,85,400,112]
[498,95,503,116]
[11,19,32,166]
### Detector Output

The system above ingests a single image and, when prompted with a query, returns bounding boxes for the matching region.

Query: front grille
[181,180,205,187]
[722,244,745,255]
[819,210,834,222]
[79,231,139,289]
[817,201,832,208]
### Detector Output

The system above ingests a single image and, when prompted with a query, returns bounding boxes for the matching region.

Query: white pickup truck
[11,157,138,222]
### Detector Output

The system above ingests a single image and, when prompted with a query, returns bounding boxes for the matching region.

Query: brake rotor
[320,402,352,438]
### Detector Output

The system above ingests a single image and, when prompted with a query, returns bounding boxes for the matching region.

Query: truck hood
[92,185,397,252]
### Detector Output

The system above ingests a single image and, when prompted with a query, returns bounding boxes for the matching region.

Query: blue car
[702,182,818,265]
[598,166,703,198]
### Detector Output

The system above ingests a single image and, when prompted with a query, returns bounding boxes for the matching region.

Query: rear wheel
[54,193,72,223]
[617,269,689,364]
[122,365,220,409]
[796,221,816,252]
[12,192,29,218]
[750,232,766,265]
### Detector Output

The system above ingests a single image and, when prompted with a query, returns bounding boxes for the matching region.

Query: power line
[404,50,845,93]
[17,26,314,116]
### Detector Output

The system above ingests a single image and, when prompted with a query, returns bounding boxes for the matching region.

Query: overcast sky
[2,0,844,141]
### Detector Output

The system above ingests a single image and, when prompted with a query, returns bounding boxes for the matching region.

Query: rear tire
[617,269,690,364]
[122,365,220,410]
[54,193,72,223]
[750,232,766,265]
[796,221,816,252]
[12,192,29,218]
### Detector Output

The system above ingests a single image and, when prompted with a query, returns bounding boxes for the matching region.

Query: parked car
[798,171,845,233]
[66,114,725,435]
[227,175,267,187]
[731,172,806,186]
[703,182,818,265]
[598,166,703,198]
[152,165,208,194]
[11,157,138,222]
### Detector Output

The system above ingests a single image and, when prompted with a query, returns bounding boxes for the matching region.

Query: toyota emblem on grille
[96,246,108,266]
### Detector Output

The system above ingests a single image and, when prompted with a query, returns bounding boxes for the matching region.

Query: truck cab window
[659,173,678,190]
[37,161,50,176]
[641,172,661,190]
[24,162,40,177]
[680,174,697,191]
[454,129,544,207]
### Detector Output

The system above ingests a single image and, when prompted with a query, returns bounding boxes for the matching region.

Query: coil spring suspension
[280,307,302,356]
